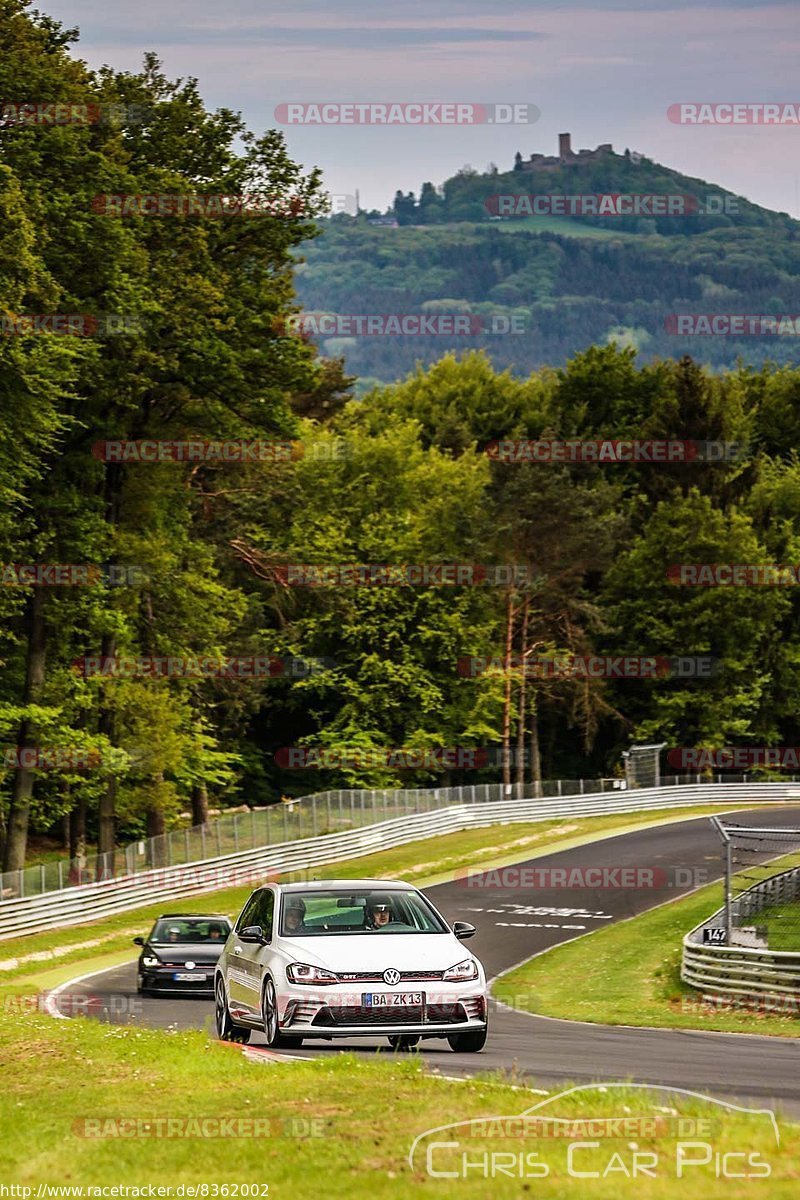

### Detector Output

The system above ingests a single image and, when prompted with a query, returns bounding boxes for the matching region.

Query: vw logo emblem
[383,968,401,986]
[185,961,195,970]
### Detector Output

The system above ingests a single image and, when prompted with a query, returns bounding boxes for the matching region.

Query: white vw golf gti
[215,880,488,1051]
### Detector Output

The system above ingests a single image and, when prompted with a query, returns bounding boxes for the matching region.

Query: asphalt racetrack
[64,807,800,1113]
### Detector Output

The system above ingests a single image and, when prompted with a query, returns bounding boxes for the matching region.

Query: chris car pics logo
[408,1084,778,1181]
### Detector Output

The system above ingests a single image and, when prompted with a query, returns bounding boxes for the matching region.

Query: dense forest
[3,0,800,872]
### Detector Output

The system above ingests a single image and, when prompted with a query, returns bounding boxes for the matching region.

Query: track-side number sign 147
[703,927,727,944]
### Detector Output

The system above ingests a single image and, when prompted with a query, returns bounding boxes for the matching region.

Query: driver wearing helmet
[366,896,393,929]
[283,896,308,934]
[167,926,181,943]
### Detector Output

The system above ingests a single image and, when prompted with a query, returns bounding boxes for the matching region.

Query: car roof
[155,913,232,920]
[276,879,418,893]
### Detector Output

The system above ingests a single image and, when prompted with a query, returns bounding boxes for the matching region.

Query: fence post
[58,860,63,890]
[284,803,289,843]
[312,797,318,838]
[233,814,239,852]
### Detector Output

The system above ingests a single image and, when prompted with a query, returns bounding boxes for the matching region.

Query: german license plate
[174,972,206,982]
[363,992,423,1006]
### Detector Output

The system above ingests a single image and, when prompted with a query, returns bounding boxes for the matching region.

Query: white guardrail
[3,781,800,941]
[682,863,800,1004]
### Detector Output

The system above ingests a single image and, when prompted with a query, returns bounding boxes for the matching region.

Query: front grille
[159,961,217,969]
[313,1005,425,1026]
[149,975,211,990]
[312,1003,465,1027]
[424,1004,465,1024]
[333,970,445,982]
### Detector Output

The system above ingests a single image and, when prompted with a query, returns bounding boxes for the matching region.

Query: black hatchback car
[134,914,232,996]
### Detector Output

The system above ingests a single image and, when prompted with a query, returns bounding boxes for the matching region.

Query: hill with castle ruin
[295,135,800,388]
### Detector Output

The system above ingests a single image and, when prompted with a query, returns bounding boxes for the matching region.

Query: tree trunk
[191,782,209,827]
[529,700,542,788]
[3,588,47,873]
[501,590,514,790]
[96,461,123,876]
[69,791,87,885]
[59,808,70,850]
[146,802,167,867]
[516,596,529,789]
[96,630,117,877]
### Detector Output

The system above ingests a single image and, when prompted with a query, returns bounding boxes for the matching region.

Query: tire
[447,1026,488,1053]
[388,1035,420,1051]
[215,977,250,1044]
[261,978,303,1049]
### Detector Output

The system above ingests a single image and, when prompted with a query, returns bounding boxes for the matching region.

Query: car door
[227,891,262,1014]
[230,887,275,1019]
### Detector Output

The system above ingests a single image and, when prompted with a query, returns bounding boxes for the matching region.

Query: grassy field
[0,990,796,1198]
[494,214,641,239]
[0,802,754,983]
[494,877,800,1036]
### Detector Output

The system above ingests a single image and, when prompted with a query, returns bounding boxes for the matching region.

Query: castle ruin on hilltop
[521,132,615,170]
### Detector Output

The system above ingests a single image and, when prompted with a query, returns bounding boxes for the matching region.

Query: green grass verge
[1,802,761,984]
[493,878,800,1037]
[754,900,800,952]
[0,1000,797,1196]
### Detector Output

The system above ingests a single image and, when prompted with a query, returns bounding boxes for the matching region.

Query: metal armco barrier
[682,863,800,1005]
[3,781,799,941]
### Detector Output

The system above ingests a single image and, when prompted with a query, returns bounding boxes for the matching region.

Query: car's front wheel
[447,1026,487,1053]
[215,977,250,1044]
[387,1035,420,1051]
[262,978,303,1049]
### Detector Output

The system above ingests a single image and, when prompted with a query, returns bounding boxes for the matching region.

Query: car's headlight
[286,962,338,985]
[443,958,479,982]
[142,956,160,968]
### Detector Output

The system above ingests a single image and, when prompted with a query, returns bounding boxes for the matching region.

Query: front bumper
[139,970,215,995]
[278,984,487,1037]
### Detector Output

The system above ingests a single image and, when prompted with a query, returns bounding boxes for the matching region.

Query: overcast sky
[39,0,800,214]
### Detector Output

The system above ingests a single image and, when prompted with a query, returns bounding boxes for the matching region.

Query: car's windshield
[150,918,231,944]
[279,889,448,936]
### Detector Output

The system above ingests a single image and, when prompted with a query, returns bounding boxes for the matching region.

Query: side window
[255,889,275,941]
[236,891,262,932]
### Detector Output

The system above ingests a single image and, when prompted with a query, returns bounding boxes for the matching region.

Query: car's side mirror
[239,925,268,944]
[133,936,144,946]
[453,921,476,941]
